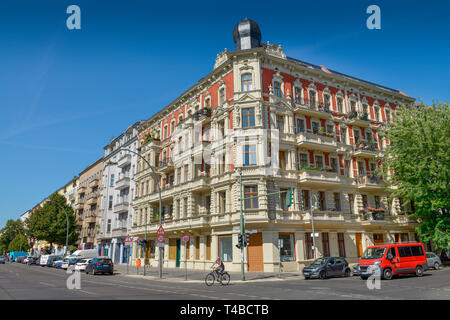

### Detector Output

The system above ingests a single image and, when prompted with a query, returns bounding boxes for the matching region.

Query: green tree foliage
[8,234,30,252]
[0,219,27,252]
[384,101,450,250]
[26,193,78,246]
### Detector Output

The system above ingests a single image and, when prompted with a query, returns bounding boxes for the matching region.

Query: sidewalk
[113,264,304,283]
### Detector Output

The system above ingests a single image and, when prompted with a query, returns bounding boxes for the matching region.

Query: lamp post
[46,199,69,255]
[310,194,318,260]
[118,148,163,279]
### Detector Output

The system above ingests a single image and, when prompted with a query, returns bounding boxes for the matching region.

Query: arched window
[241,73,253,91]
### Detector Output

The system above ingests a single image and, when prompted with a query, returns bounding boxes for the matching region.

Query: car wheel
[360,276,368,280]
[415,266,424,277]
[304,276,310,280]
[319,271,327,280]
[383,268,393,280]
[434,262,440,270]
[345,269,351,277]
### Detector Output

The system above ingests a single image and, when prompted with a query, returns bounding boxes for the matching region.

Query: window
[362,194,368,209]
[296,118,305,133]
[219,236,232,262]
[350,100,356,112]
[315,155,323,169]
[334,193,341,211]
[324,94,331,109]
[108,196,113,210]
[299,153,308,169]
[243,145,257,166]
[302,190,310,210]
[164,125,168,139]
[110,174,115,187]
[386,109,391,123]
[398,246,412,257]
[219,88,225,105]
[241,73,252,91]
[176,199,180,219]
[274,81,282,97]
[305,233,314,260]
[219,192,226,213]
[177,168,181,184]
[318,191,326,211]
[340,127,347,144]
[242,108,255,128]
[279,234,295,261]
[107,219,111,233]
[309,90,316,107]
[205,98,211,108]
[279,151,286,170]
[338,233,346,257]
[244,186,258,209]
[375,196,381,209]
[294,87,302,104]
[276,114,284,132]
[183,198,188,217]
[348,194,354,214]
[374,107,380,121]
[322,233,330,257]
[326,124,334,136]
[354,129,360,143]
[363,104,369,117]
[337,97,343,113]
[330,157,338,172]
[312,122,320,134]
[280,189,288,210]
[410,246,424,256]
[358,161,365,176]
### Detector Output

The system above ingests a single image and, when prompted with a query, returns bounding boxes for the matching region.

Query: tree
[384,101,450,251]
[26,193,78,248]
[8,234,30,252]
[0,219,27,252]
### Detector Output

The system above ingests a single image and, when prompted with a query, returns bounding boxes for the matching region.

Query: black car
[302,257,351,279]
[85,257,114,275]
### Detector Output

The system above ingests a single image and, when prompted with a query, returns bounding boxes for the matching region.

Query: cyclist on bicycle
[211,256,224,275]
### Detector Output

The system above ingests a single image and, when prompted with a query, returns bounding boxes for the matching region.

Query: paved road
[0,262,449,300]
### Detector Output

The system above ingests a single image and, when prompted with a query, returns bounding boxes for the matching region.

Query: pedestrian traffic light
[287,189,293,208]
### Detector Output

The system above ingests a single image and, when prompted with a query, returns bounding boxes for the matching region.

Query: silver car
[426,252,442,270]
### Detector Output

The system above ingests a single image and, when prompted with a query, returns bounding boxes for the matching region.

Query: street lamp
[310,194,318,260]
[46,199,69,255]
[118,148,163,279]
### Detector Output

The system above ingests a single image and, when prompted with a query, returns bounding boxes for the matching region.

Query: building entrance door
[176,239,181,268]
[247,232,264,271]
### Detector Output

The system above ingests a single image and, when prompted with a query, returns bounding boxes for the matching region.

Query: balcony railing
[115,175,130,190]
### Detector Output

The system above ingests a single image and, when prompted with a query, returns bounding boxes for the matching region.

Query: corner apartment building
[130,19,418,272]
[74,158,103,249]
[97,121,144,263]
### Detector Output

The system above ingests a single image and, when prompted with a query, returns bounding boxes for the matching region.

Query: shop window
[219,236,232,262]
[279,234,295,261]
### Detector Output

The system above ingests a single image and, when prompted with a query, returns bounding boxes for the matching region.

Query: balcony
[296,131,337,151]
[361,210,386,222]
[117,154,131,168]
[114,201,129,214]
[158,160,174,173]
[78,186,86,194]
[84,213,97,224]
[111,227,128,238]
[89,178,99,188]
[115,176,130,190]
[86,190,99,205]
[355,174,385,191]
[347,111,372,127]
[352,143,380,158]
[74,198,85,210]
[298,168,352,188]
[68,191,76,201]
[293,97,333,118]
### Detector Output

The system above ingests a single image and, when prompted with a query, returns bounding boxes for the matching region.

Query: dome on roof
[232,18,262,50]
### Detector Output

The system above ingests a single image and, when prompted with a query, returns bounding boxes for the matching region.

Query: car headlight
[373,261,382,265]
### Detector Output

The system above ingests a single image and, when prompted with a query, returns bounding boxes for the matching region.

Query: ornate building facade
[130,19,417,272]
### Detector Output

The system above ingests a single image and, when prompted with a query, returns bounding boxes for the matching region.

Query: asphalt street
[0,262,449,300]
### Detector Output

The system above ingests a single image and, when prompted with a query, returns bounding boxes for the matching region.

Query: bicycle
[205,267,230,286]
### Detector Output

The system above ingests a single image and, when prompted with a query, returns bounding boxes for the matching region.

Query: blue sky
[0,0,449,226]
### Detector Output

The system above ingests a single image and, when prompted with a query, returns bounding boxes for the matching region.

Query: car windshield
[361,247,387,260]
[311,258,328,266]
[98,259,112,264]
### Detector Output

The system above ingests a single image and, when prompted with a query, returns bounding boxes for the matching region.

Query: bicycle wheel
[220,272,230,285]
[205,273,215,286]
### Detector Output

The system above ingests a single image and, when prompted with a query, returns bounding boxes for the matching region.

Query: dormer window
[241,73,252,91]
[274,81,282,98]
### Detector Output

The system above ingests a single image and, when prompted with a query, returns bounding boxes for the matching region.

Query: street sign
[311,233,319,237]
[157,235,165,243]
[124,234,133,243]
[246,229,258,234]
[182,236,189,243]
[156,225,165,235]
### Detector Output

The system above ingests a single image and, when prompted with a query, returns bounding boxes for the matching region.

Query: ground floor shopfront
[97,238,131,264]
[129,225,418,272]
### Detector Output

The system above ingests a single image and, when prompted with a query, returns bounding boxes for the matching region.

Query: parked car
[51,257,65,268]
[75,259,92,272]
[359,242,427,280]
[426,252,442,270]
[27,257,39,265]
[302,257,351,279]
[61,257,80,270]
[47,255,64,267]
[85,257,114,275]
[70,249,99,260]
[0,256,5,264]
[352,264,360,276]
[15,256,26,263]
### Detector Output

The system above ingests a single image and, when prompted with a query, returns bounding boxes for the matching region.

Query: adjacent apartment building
[74,158,103,249]
[97,121,144,264]
[133,20,419,272]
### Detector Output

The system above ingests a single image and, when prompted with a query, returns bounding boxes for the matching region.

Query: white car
[74,259,92,271]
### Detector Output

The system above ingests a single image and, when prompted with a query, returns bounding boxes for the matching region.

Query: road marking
[39,282,56,287]
[79,290,97,295]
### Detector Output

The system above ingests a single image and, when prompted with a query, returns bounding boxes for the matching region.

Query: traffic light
[287,189,293,208]
[236,234,243,249]
[243,233,248,247]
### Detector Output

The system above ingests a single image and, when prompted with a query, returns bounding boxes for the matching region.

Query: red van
[358,242,427,280]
